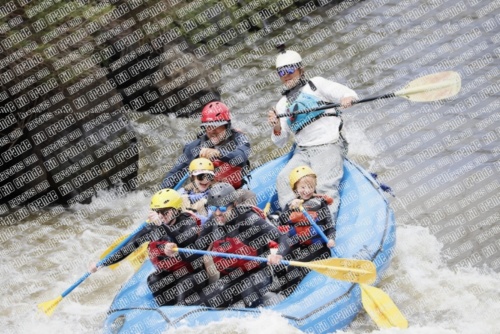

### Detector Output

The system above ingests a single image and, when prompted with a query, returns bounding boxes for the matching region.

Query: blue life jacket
[286,92,327,134]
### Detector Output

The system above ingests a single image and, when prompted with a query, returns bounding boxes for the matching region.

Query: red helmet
[201,101,231,127]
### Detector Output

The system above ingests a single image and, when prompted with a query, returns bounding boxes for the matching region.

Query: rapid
[1,0,499,333]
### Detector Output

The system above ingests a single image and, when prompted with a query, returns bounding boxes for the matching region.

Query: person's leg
[276,148,309,210]
[147,271,177,306]
[309,144,344,221]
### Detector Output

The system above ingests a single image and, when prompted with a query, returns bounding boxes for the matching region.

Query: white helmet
[276,50,302,69]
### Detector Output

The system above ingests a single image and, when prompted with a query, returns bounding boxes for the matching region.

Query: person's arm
[168,218,201,264]
[161,143,193,189]
[278,203,293,226]
[246,215,290,257]
[270,99,291,148]
[102,224,162,266]
[312,77,358,111]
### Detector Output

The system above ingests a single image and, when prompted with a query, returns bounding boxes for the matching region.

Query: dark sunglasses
[208,205,231,212]
[277,67,297,77]
[155,208,174,215]
[194,173,214,181]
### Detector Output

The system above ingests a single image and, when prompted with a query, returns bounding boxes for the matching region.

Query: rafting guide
[267,45,358,222]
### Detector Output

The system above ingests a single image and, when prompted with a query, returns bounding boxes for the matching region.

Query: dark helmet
[207,182,237,207]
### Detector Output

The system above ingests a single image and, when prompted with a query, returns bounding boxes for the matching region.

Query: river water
[1,0,499,333]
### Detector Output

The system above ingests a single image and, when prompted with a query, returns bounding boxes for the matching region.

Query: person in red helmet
[162,101,251,190]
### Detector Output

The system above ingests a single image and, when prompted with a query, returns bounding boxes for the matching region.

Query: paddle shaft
[61,174,189,298]
[276,93,396,118]
[299,206,341,257]
[175,247,371,273]
[299,206,330,244]
[176,247,276,264]
[60,222,148,298]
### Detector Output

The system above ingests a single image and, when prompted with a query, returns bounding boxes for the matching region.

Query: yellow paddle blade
[288,258,376,284]
[127,242,149,271]
[360,283,408,329]
[264,202,271,215]
[38,295,63,317]
[395,71,461,102]
[99,235,129,270]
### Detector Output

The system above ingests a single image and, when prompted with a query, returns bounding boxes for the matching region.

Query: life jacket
[286,92,328,134]
[148,240,195,272]
[288,211,319,246]
[199,129,250,189]
[286,196,333,246]
[148,212,201,272]
[211,237,259,275]
[186,190,208,203]
[212,159,245,189]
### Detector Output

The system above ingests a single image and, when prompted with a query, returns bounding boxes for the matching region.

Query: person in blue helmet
[162,183,291,308]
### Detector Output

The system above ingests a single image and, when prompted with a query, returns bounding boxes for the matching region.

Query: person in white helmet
[267,45,358,222]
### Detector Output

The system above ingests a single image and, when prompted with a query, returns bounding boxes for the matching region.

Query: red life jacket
[148,241,195,272]
[148,212,201,272]
[200,128,249,190]
[213,159,244,189]
[289,211,318,246]
[211,237,259,275]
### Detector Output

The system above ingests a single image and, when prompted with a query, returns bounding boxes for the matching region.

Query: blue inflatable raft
[103,152,396,333]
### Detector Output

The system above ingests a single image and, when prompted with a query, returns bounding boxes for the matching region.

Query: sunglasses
[155,208,174,216]
[195,174,214,181]
[208,205,232,213]
[277,67,297,77]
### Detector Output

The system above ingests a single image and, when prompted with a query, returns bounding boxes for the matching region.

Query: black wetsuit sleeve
[102,224,166,266]
[278,203,294,225]
[243,214,291,258]
[168,216,201,264]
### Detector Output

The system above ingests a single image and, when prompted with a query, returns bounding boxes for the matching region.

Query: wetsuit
[192,206,290,308]
[103,213,204,306]
[161,129,250,190]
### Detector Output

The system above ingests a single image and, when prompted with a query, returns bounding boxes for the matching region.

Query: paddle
[276,71,461,117]
[263,188,276,215]
[360,283,409,329]
[39,174,190,316]
[172,247,376,284]
[98,174,190,271]
[298,206,408,329]
[38,222,149,316]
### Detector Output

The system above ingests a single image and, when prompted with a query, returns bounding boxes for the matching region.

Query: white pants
[276,143,344,221]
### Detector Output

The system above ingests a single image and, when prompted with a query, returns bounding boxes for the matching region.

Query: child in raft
[178,158,216,224]
[276,165,336,292]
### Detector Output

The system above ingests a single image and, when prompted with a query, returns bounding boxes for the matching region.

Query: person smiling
[267,45,358,222]
[178,158,217,224]
[162,101,251,190]
[163,183,290,308]
[89,189,204,306]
